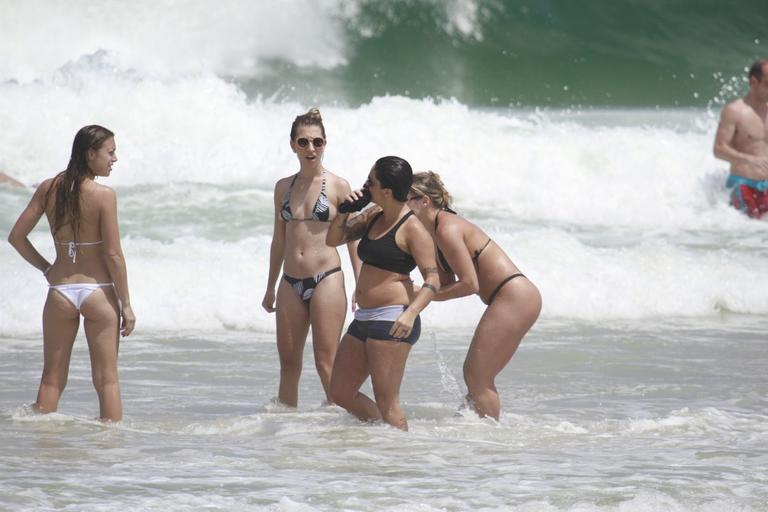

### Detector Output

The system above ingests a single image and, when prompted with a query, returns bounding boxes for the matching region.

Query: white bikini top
[57,240,103,263]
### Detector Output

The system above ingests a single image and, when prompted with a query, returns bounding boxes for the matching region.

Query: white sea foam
[0,1,349,83]
[0,0,488,84]
[2,9,766,333]
[0,70,743,229]
[3,218,768,336]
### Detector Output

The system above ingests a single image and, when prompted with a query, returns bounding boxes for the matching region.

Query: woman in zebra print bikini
[261,108,361,407]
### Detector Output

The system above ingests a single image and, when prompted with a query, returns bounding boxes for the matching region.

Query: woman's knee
[463,361,493,390]
[277,340,305,373]
[314,358,333,378]
[92,369,119,392]
[462,358,477,383]
[313,343,336,371]
[329,388,347,407]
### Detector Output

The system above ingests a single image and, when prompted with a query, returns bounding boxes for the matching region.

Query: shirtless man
[714,59,768,218]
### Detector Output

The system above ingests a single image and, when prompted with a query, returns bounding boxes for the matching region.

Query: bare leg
[309,272,347,403]
[35,290,80,413]
[464,279,541,420]
[367,339,412,431]
[275,278,310,407]
[330,334,381,422]
[81,287,122,421]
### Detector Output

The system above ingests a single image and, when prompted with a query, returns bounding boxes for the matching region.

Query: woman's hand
[346,188,367,202]
[262,288,276,313]
[338,187,372,213]
[121,305,136,337]
[390,309,417,339]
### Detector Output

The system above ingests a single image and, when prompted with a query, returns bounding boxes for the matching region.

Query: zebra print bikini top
[279,171,330,222]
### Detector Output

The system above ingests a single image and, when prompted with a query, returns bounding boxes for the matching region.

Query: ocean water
[1,1,767,511]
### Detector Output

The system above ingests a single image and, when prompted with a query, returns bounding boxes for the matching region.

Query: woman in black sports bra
[407,171,542,421]
[261,108,362,407]
[326,156,440,431]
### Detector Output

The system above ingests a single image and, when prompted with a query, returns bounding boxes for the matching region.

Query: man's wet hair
[748,59,768,81]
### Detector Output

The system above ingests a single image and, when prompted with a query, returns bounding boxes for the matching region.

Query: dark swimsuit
[279,171,339,304]
[357,211,417,275]
[283,267,342,304]
[347,211,421,343]
[280,171,330,222]
[435,209,524,305]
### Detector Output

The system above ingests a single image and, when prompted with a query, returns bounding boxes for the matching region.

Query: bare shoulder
[402,214,436,262]
[91,180,115,194]
[442,213,487,246]
[404,211,430,238]
[721,98,749,120]
[36,177,55,194]
[324,169,353,194]
[29,177,55,206]
[439,210,471,233]
[85,181,117,205]
[274,174,295,196]
[275,174,294,189]
[436,212,470,243]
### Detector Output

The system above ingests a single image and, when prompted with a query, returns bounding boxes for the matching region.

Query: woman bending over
[407,171,541,420]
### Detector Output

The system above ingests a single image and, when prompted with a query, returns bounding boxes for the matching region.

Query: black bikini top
[280,172,330,222]
[434,209,491,275]
[358,211,417,275]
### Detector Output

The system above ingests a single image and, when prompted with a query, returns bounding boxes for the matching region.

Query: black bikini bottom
[486,273,525,305]
[283,267,342,304]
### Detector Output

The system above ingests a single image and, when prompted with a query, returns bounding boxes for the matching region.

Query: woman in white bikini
[261,108,361,407]
[8,125,135,422]
[407,171,541,420]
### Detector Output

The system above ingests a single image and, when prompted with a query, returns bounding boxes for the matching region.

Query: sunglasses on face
[407,194,423,202]
[296,137,325,148]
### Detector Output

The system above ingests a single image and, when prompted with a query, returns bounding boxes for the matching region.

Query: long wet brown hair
[46,125,114,237]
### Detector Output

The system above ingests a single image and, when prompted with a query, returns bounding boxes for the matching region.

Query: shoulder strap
[391,210,414,233]
[282,174,298,202]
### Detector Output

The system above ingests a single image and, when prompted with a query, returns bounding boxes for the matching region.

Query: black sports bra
[435,209,491,275]
[280,172,330,222]
[358,211,417,275]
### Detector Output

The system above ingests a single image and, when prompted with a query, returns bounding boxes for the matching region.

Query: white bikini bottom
[49,283,113,311]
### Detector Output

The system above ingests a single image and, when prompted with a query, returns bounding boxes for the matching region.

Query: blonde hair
[411,171,453,209]
[290,107,325,140]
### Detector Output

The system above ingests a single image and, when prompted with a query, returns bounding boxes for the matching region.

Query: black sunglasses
[296,137,325,148]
